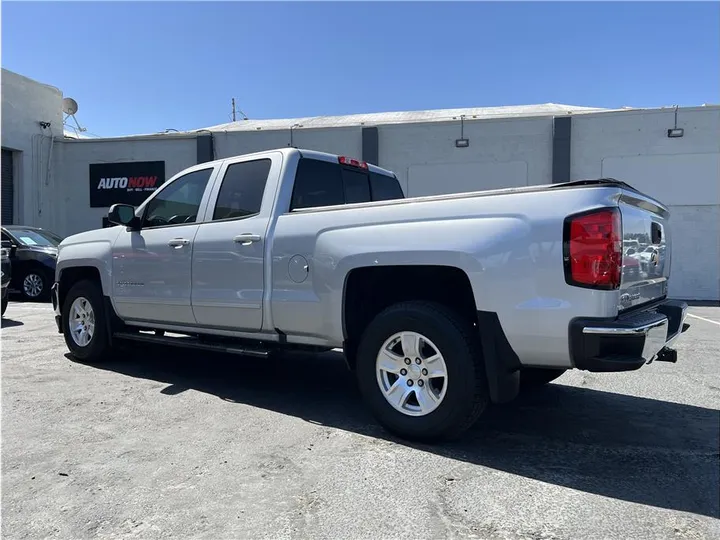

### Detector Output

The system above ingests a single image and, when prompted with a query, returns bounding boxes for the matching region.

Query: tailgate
[618,189,670,310]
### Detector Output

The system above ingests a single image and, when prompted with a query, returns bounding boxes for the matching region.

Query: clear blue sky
[3,1,718,137]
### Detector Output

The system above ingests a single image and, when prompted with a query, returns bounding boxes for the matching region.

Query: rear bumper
[51,282,62,333]
[570,300,689,372]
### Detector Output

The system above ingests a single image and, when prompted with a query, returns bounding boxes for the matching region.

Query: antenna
[230,97,248,121]
[62,96,87,133]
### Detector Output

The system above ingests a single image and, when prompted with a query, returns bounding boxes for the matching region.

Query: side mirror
[1,240,12,249]
[108,203,140,229]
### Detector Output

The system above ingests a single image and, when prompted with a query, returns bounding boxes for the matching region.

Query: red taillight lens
[338,156,368,169]
[565,208,622,289]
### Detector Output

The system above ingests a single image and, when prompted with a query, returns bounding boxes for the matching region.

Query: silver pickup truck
[52,148,689,441]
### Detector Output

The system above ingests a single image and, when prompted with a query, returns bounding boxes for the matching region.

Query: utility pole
[231,98,236,122]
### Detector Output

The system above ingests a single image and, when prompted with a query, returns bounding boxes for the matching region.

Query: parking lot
[1,302,719,540]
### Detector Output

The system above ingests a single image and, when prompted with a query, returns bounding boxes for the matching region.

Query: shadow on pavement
[71,345,720,519]
[1,318,24,328]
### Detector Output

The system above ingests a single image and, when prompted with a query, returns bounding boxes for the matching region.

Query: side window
[212,159,271,220]
[291,159,344,210]
[341,168,371,204]
[142,168,212,228]
[370,172,404,201]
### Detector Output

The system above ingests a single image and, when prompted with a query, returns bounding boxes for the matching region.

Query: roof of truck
[180,148,397,178]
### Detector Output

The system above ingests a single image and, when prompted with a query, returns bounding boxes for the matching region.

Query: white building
[2,68,718,300]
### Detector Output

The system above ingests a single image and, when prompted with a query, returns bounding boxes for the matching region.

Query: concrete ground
[1,302,719,540]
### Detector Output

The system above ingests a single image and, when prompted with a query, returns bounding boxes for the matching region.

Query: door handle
[168,238,190,248]
[233,233,261,245]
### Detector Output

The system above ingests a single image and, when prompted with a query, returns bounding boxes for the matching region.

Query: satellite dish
[62,97,79,116]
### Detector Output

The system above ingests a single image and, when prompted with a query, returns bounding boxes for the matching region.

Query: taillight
[338,156,368,169]
[564,208,622,289]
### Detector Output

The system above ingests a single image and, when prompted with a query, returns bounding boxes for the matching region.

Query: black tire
[520,367,566,390]
[1,296,7,317]
[62,279,112,363]
[20,268,50,301]
[356,301,488,442]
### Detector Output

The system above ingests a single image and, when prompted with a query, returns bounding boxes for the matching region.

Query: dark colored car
[1,226,63,301]
[1,246,10,316]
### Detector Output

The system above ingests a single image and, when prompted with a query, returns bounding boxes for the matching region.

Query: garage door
[407,160,528,197]
[1,149,13,225]
[601,152,720,301]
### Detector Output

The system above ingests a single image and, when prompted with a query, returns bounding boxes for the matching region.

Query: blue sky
[3,1,718,137]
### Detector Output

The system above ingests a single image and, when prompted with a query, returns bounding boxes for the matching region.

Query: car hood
[59,226,123,250]
[25,245,58,256]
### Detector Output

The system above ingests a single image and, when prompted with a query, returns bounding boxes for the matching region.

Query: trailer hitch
[654,347,677,363]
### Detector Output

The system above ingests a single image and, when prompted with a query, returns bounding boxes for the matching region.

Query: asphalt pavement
[2,302,719,540]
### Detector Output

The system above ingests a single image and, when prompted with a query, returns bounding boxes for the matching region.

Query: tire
[20,269,50,301]
[1,296,7,317]
[62,279,112,363]
[356,301,488,442]
[520,367,566,390]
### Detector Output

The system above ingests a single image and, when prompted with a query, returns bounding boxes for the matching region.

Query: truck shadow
[72,346,720,519]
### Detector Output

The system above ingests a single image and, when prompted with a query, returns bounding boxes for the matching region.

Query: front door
[112,167,214,325]
[191,157,273,332]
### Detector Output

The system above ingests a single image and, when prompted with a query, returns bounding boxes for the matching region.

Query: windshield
[11,229,63,247]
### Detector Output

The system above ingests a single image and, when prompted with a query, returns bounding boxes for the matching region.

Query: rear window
[370,172,404,201]
[291,158,403,210]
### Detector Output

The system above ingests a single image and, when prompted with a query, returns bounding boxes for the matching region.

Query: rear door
[191,154,279,331]
[618,189,671,310]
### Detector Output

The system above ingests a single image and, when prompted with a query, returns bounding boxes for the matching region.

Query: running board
[113,331,270,358]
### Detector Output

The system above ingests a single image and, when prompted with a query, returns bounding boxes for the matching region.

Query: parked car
[1,226,63,301]
[51,148,689,441]
[1,246,10,316]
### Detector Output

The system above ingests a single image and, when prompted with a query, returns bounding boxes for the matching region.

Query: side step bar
[113,331,270,358]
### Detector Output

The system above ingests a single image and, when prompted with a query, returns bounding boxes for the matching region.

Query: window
[5,229,62,247]
[142,168,212,228]
[213,159,271,220]
[342,168,371,204]
[290,158,405,211]
[370,172,404,201]
[291,159,344,210]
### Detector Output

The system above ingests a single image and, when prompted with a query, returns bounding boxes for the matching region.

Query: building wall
[571,107,720,300]
[1,69,64,227]
[212,116,555,197]
[53,137,198,236]
[379,116,554,195]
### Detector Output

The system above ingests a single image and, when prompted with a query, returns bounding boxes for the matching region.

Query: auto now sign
[89,161,166,208]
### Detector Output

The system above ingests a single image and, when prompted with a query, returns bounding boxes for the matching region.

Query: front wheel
[21,270,50,301]
[356,301,489,442]
[62,280,111,362]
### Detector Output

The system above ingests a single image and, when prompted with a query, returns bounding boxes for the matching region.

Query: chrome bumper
[571,300,689,372]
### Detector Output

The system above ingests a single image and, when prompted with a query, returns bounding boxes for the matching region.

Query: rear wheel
[356,301,488,442]
[62,280,111,362]
[520,367,566,390]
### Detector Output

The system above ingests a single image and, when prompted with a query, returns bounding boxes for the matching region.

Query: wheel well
[58,266,102,311]
[343,265,477,365]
